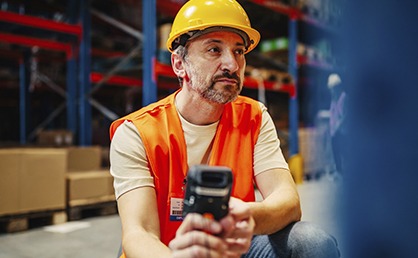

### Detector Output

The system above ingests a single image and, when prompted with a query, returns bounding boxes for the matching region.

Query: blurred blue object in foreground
[341,1,418,257]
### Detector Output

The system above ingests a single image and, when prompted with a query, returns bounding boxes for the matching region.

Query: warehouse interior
[1,0,343,257]
[2,0,417,257]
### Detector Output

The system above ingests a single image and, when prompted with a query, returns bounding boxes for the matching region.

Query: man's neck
[175,89,224,125]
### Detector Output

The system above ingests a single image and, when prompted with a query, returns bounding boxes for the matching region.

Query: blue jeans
[243,221,340,258]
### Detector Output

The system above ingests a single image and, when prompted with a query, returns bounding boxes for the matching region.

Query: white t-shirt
[110,102,289,199]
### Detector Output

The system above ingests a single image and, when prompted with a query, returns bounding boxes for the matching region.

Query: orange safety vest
[109,90,262,247]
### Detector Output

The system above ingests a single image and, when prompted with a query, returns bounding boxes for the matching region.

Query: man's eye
[235,49,245,55]
[209,47,220,53]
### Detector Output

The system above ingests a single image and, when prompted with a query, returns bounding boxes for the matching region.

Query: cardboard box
[37,130,73,147]
[0,148,67,216]
[20,148,67,212]
[0,149,20,215]
[67,146,102,172]
[66,170,115,206]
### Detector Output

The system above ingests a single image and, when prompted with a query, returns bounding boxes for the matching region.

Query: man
[328,73,346,176]
[110,0,340,257]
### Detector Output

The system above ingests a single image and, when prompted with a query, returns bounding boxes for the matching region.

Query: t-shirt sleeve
[109,120,154,199]
[253,103,290,176]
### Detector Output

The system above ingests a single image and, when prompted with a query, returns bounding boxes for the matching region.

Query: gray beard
[201,82,240,104]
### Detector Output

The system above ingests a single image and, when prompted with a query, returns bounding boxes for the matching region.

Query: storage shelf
[0,0,339,148]
[0,4,83,145]
[246,0,340,156]
[0,10,82,59]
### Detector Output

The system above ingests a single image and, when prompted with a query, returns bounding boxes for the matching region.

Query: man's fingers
[220,214,254,239]
[169,231,228,258]
[221,215,254,255]
[170,230,225,249]
[177,213,222,235]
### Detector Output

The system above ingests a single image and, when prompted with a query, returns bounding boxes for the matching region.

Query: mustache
[214,71,240,82]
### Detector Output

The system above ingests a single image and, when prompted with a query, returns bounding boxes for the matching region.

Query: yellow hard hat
[166,0,260,54]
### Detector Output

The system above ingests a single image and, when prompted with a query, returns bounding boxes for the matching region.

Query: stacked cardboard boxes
[298,127,332,178]
[0,146,115,218]
[66,146,115,207]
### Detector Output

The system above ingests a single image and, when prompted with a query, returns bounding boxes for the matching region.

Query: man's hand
[220,197,255,257]
[168,197,254,258]
[168,213,228,258]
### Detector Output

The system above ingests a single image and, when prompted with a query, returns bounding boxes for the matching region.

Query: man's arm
[249,168,302,235]
[118,186,235,258]
[117,186,171,258]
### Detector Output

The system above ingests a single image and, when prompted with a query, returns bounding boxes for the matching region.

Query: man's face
[183,31,247,104]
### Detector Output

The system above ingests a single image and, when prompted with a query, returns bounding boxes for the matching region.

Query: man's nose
[220,51,239,73]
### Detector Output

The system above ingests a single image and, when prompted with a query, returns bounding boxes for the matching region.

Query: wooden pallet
[0,209,67,233]
[67,196,117,221]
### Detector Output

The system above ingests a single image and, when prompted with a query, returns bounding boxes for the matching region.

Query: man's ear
[171,53,186,79]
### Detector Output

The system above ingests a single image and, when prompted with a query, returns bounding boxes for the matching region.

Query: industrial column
[19,55,28,144]
[79,0,92,145]
[288,13,303,184]
[142,0,157,105]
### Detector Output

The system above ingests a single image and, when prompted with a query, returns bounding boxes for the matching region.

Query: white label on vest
[170,197,184,221]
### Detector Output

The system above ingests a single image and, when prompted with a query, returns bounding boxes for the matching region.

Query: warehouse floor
[0,176,344,258]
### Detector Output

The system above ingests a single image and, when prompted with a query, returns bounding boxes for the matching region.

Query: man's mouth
[216,78,238,84]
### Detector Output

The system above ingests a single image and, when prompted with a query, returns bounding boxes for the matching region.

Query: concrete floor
[0,176,344,258]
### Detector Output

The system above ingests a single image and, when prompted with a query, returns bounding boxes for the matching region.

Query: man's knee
[287,221,340,258]
[246,222,340,257]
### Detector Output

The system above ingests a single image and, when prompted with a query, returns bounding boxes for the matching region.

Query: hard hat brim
[167,24,260,54]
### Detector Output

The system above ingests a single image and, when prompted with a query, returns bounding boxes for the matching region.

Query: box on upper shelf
[37,130,74,147]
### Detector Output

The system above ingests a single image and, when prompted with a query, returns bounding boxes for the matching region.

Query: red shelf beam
[157,0,184,17]
[90,72,142,87]
[154,61,176,78]
[0,32,74,58]
[243,76,295,97]
[0,10,82,38]
[91,48,127,58]
[89,62,177,89]
[249,0,297,18]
